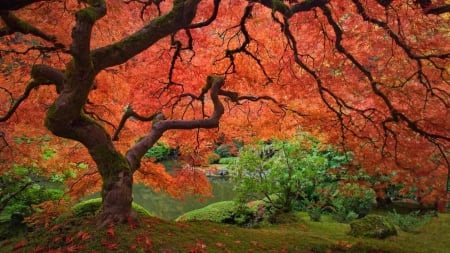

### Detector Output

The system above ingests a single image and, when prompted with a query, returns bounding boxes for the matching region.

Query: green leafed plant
[387,210,435,233]
[144,142,172,162]
[230,132,352,214]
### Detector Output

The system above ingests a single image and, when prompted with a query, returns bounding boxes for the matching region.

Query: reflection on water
[132,178,236,220]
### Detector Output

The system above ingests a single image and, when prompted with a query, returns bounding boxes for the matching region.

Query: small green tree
[230,133,351,213]
[0,165,65,219]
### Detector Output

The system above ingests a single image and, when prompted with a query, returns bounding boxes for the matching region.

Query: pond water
[132,178,235,220]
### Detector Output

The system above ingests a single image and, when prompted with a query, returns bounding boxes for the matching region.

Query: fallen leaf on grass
[14,239,27,250]
[106,227,115,237]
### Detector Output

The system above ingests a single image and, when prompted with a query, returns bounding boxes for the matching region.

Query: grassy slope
[1,212,449,253]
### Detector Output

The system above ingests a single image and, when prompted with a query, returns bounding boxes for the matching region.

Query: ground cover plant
[1,211,450,252]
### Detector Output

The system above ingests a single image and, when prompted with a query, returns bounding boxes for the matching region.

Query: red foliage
[0,0,448,208]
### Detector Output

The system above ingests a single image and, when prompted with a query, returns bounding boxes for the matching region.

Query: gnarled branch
[0,11,57,42]
[0,64,63,122]
[125,76,225,171]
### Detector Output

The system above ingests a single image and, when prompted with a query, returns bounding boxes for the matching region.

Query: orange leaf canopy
[0,0,448,203]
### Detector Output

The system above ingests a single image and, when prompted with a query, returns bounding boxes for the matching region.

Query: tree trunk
[98,168,133,227]
[88,145,135,227]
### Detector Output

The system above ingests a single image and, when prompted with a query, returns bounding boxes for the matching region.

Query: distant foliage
[144,142,173,162]
[215,145,233,158]
[218,157,237,164]
[387,210,435,232]
[330,183,376,223]
[0,165,65,221]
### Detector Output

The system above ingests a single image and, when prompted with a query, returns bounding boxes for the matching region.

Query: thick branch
[0,11,56,42]
[125,76,225,171]
[188,0,220,28]
[0,0,47,11]
[250,0,329,18]
[113,107,162,141]
[320,4,450,144]
[423,4,450,15]
[91,0,201,72]
[0,65,62,122]
[70,0,106,64]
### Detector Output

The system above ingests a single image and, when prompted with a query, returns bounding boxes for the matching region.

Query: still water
[132,178,236,220]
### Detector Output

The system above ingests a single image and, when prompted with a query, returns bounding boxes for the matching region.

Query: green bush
[231,133,352,213]
[330,183,376,223]
[387,210,435,232]
[349,215,397,239]
[218,157,237,164]
[0,165,65,221]
[215,145,233,158]
[207,152,221,164]
[306,204,324,222]
[72,198,153,217]
[144,142,172,161]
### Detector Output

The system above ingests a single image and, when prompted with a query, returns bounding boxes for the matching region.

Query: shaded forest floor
[1,212,449,252]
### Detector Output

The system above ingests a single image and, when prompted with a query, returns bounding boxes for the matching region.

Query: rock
[349,215,397,239]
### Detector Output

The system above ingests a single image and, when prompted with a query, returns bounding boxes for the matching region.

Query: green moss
[72,198,153,217]
[75,0,106,23]
[268,211,301,224]
[349,214,397,239]
[2,212,450,252]
[175,201,236,223]
[272,0,292,17]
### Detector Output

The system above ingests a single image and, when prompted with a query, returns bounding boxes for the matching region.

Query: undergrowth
[0,212,449,252]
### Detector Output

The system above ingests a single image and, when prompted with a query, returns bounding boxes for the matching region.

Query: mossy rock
[72,198,153,217]
[268,211,301,224]
[349,214,397,239]
[175,201,236,223]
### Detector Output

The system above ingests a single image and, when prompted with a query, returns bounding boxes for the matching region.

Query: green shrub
[218,157,237,164]
[387,210,435,232]
[349,214,397,239]
[207,152,220,164]
[231,133,352,213]
[72,198,153,217]
[331,206,359,223]
[306,205,324,222]
[331,183,376,223]
[215,145,233,158]
[144,142,172,161]
[0,165,65,221]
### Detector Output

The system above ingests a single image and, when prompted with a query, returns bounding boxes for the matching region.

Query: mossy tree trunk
[34,0,202,226]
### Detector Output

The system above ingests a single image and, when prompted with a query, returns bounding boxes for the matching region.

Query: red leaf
[76,230,91,241]
[129,244,137,251]
[13,239,27,250]
[102,239,118,250]
[34,245,49,253]
[106,227,115,237]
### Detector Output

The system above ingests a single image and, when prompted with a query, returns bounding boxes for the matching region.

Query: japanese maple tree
[0,0,449,225]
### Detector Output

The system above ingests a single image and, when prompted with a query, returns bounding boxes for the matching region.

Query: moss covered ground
[1,211,449,252]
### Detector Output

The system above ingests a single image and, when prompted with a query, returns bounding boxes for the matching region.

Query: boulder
[349,215,397,239]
